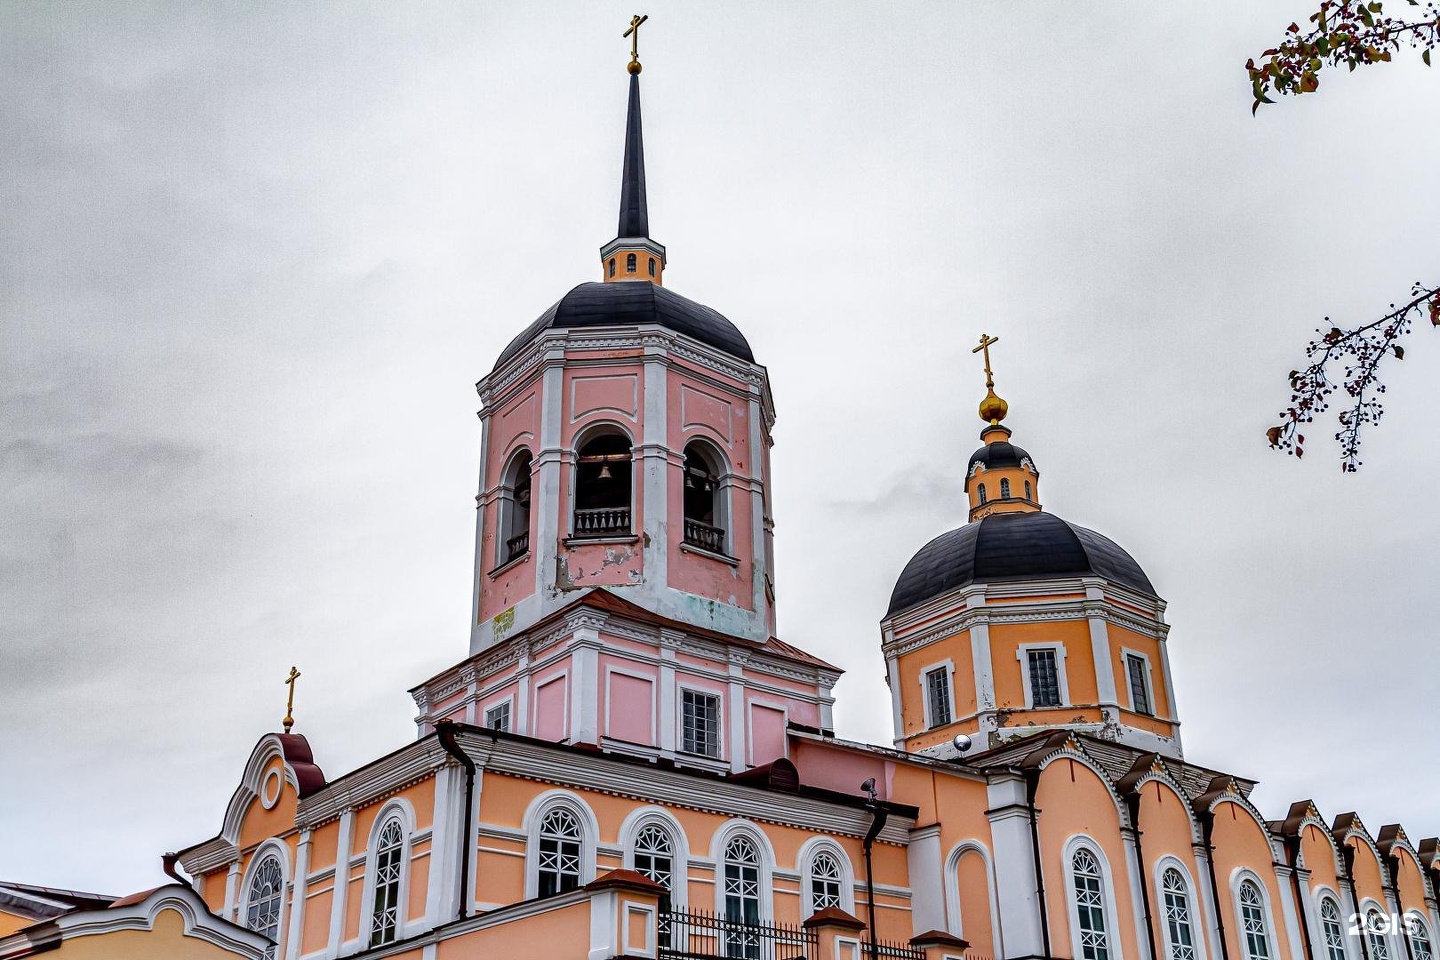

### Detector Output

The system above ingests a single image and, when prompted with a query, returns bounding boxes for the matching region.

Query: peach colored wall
[1209,800,1294,960]
[1300,822,1341,894]
[992,619,1097,710]
[0,910,33,938]
[437,898,591,960]
[34,907,253,960]
[238,758,299,851]
[1394,849,1430,920]
[1109,625,1173,722]
[955,848,995,956]
[1035,758,1139,960]
[1347,838,1387,907]
[895,629,974,742]
[301,886,332,955]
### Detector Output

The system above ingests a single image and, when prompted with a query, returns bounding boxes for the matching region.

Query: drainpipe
[1198,810,1231,960]
[436,720,476,920]
[1384,853,1416,960]
[1122,794,1159,960]
[863,801,888,960]
[1283,836,1316,960]
[162,852,190,888]
[1023,768,1053,960]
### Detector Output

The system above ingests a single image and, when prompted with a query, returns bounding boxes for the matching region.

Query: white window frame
[567,422,638,540]
[1313,890,1352,960]
[1121,648,1156,717]
[919,660,956,729]
[619,807,691,912]
[1154,856,1206,960]
[361,800,414,948]
[1018,643,1070,709]
[483,697,514,733]
[240,840,289,960]
[1063,835,1123,960]
[709,821,776,924]
[797,836,856,918]
[1230,870,1279,960]
[522,790,599,900]
[678,683,724,760]
[1359,900,1395,960]
[1405,912,1435,960]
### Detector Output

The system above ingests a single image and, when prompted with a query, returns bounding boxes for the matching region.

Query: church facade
[7,29,1438,960]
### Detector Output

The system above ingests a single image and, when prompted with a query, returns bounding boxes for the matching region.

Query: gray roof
[887,511,1156,616]
[494,281,755,367]
[617,72,649,239]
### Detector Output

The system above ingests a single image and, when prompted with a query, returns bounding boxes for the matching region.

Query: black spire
[617,72,649,239]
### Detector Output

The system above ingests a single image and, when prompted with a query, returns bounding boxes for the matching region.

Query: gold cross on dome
[972,333,1000,388]
[624,14,648,68]
[282,666,301,734]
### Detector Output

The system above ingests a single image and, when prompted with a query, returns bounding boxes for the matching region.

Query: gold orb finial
[979,388,1008,424]
[628,59,642,74]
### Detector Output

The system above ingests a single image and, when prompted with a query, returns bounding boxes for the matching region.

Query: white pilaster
[573,629,601,745]
[224,861,240,922]
[326,809,354,959]
[425,765,457,926]
[885,652,904,746]
[534,357,566,605]
[747,394,769,632]
[1193,844,1223,960]
[284,828,311,960]
[728,661,746,773]
[908,825,945,935]
[986,774,1044,958]
[1086,585,1118,710]
[515,648,532,736]
[641,355,669,592]
[658,638,678,753]
[1120,830,1148,960]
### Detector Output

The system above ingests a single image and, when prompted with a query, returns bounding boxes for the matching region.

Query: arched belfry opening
[573,432,633,538]
[500,449,533,564]
[682,441,726,555]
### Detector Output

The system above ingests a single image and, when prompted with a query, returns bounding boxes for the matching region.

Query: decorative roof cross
[624,14,649,72]
[282,666,301,734]
[972,333,1000,389]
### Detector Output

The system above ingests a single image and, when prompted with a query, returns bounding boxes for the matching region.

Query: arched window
[648,257,656,277]
[574,433,633,538]
[1024,480,1032,500]
[1238,879,1272,960]
[1409,915,1435,960]
[634,824,675,945]
[626,252,637,273]
[369,817,404,946]
[1365,908,1392,960]
[809,851,843,914]
[977,483,987,504]
[244,854,284,960]
[682,441,726,554]
[1000,478,1011,499]
[500,449,532,564]
[1071,848,1112,960]
[1160,868,1197,960]
[1318,897,1347,960]
[609,258,616,278]
[723,836,762,958]
[538,808,584,897]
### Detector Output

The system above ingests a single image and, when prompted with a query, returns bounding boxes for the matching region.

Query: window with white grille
[245,855,284,960]
[1319,897,1347,960]
[537,808,583,897]
[925,667,952,728]
[809,851,843,914]
[484,701,511,733]
[1161,868,1196,960]
[1071,847,1111,960]
[369,818,404,946]
[681,689,721,757]
[1238,879,1272,960]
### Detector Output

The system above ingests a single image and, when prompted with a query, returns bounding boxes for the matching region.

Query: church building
[5,22,1437,960]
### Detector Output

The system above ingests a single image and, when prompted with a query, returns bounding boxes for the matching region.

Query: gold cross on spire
[624,14,648,74]
[282,666,301,734]
[972,333,1000,388]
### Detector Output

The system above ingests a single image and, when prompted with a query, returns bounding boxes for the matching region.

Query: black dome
[495,282,754,368]
[886,512,1155,616]
[968,441,1034,473]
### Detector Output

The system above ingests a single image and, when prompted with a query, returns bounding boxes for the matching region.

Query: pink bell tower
[467,54,777,654]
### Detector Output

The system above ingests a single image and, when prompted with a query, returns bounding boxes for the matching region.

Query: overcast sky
[3,2,1437,894]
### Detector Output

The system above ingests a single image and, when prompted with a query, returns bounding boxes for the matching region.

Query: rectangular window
[484,701,512,733]
[1028,649,1062,707]
[681,690,721,757]
[925,667,952,728]
[1126,655,1153,716]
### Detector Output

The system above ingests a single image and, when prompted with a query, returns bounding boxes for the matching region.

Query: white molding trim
[521,789,601,900]
[919,659,957,729]
[796,835,857,918]
[1062,834,1126,960]
[710,820,777,923]
[1230,868,1282,960]
[617,806,692,911]
[1154,855,1209,960]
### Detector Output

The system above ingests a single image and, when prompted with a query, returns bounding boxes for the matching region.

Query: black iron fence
[658,908,817,960]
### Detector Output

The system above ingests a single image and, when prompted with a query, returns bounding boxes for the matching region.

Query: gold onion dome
[979,387,1008,425]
